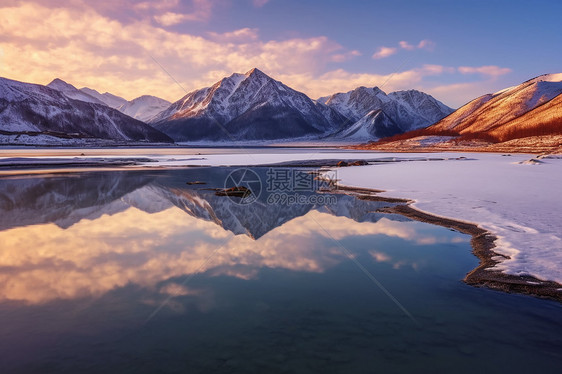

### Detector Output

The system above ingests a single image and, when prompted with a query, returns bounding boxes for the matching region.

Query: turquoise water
[0,168,560,373]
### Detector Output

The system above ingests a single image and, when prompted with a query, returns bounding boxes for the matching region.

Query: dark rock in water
[186,181,206,185]
[336,160,368,167]
[349,160,369,166]
[215,186,252,198]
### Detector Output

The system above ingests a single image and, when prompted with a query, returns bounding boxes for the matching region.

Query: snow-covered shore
[322,153,562,284]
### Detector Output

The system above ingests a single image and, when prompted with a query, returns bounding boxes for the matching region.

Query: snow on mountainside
[47,79,106,106]
[429,73,562,135]
[80,88,171,122]
[151,68,346,142]
[321,86,453,135]
[0,77,172,143]
[118,95,171,123]
[80,87,129,108]
[334,109,401,142]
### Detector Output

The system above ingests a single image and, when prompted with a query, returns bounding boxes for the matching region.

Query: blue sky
[1,0,560,107]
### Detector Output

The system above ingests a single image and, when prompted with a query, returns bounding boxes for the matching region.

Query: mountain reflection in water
[0,167,434,304]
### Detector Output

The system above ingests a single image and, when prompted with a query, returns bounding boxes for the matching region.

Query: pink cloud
[134,0,180,11]
[399,41,415,51]
[331,50,361,63]
[375,39,435,59]
[458,65,512,77]
[399,39,435,51]
[153,0,213,25]
[417,39,435,50]
[207,28,260,43]
[253,0,270,7]
[372,46,397,59]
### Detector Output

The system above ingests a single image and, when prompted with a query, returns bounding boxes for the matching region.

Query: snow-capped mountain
[80,87,129,108]
[320,86,453,140]
[429,73,562,137]
[76,85,171,122]
[151,68,346,142]
[79,88,171,122]
[388,90,454,125]
[117,95,171,122]
[47,78,106,106]
[48,81,171,123]
[0,77,172,144]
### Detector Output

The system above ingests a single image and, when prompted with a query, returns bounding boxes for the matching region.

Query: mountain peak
[47,78,109,106]
[47,78,77,91]
[245,67,268,78]
[525,73,562,84]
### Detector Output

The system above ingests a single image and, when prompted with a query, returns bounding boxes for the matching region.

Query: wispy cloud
[207,28,260,43]
[417,39,435,50]
[398,41,416,50]
[373,39,435,59]
[331,50,362,63]
[153,0,213,25]
[134,0,180,11]
[372,46,398,59]
[253,0,270,7]
[458,65,512,77]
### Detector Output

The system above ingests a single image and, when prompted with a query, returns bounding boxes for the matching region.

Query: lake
[0,167,560,373]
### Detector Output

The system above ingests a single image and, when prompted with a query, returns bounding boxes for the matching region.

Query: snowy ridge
[48,81,171,123]
[46,79,106,106]
[333,110,401,141]
[117,95,171,122]
[80,87,129,108]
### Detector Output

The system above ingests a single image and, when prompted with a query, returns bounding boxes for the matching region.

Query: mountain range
[1,69,560,147]
[150,68,452,142]
[0,69,453,145]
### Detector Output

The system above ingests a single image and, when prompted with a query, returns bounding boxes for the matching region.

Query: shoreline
[334,185,562,302]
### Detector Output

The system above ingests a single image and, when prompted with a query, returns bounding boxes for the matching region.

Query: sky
[0,0,560,108]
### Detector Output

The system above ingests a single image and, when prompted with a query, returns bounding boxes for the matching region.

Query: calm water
[0,167,560,373]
